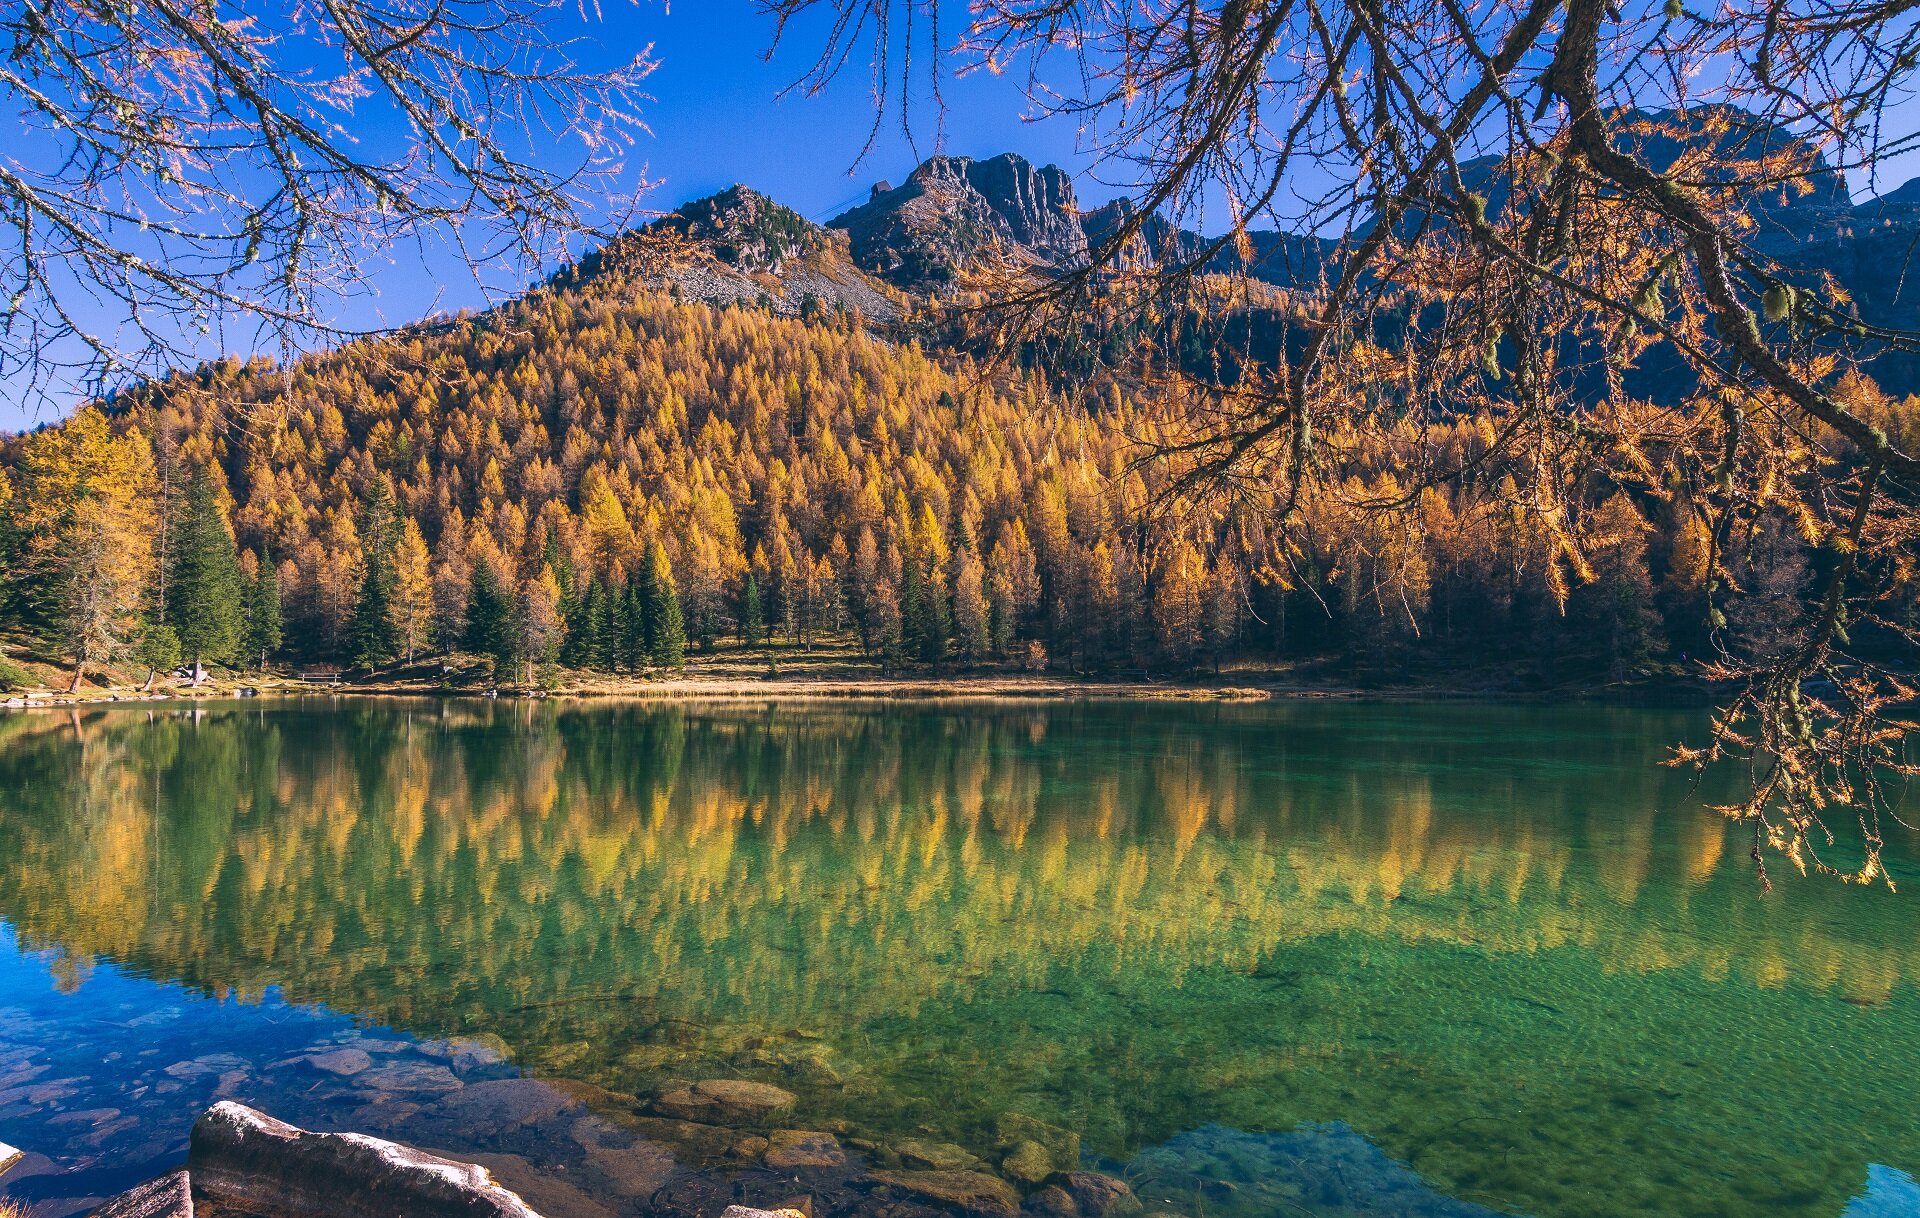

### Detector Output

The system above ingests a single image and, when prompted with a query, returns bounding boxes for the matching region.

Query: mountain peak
[649,184,837,274]
[831,151,1088,286]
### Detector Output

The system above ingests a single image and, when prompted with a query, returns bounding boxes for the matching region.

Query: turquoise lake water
[0,699,1914,1218]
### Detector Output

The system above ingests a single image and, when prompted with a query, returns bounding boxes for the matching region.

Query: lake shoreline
[1,667,1716,708]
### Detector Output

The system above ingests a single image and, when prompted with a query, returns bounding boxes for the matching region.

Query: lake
[0,699,1914,1218]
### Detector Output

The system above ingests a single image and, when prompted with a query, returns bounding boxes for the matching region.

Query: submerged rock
[649,1078,795,1124]
[189,1100,541,1218]
[164,1054,247,1080]
[430,1077,583,1138]
[569,1115,677,1198]
[359,1061,464,1094]
[1056,1172,1140,1218]
[1028,1184,1078,1218]
[447,1034,513,1069]
[721,1207,809,1218]
[304,1048,374,1077]
[764,1130,847,1170]
[88,1170,192,1218]
[869,1169,1021,1216]
[623,1115,740,1163]
[462,1152,619,1218]
[994,1115,1078,1173]
[896,1140,979,1171]
[999,1140,1053,1187]
[729,1135,772,1163]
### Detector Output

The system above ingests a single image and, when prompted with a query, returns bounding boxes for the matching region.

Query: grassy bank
[0,634,1706,707]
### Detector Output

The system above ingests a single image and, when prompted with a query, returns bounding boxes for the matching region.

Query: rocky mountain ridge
[626,115,1920,390]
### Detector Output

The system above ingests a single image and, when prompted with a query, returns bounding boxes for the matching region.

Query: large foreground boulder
[186,1101,544,1218]
[89,1171,193,1218]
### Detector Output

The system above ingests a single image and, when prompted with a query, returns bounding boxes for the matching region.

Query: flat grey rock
[359,1061,463,1094]
[305,1048,374,1077]
[87,1170,193,1218]
[190,1101,542,1218]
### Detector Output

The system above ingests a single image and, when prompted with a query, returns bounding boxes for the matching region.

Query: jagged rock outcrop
[558,188,901,324]
[830,153,1088,285]
[653,186,837,275]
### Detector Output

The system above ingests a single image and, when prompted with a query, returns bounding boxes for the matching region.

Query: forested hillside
[3,216,1914,691]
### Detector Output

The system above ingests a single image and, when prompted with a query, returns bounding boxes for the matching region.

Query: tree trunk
[143,668,156,692]
[67,661,83,693]
[192,660,207,685]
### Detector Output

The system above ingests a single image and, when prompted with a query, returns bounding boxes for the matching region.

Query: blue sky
[0,1,1111,431]
[10,2,1920,431]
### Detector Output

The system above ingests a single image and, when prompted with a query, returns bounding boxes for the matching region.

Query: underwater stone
[461,1152,620,1218]
[650,1078,795,1124]
[624,1116,740,1163]
[86,1170,193,1218]
[730,1135,771,1162]
[1055,1173,1139,1218]
[764,1130,846,1170]
[568,1115,676,1198]
[994,1116,1078,1171]
[433,1077,583,1138]
[720,1207,808,1218]
[304,1048,374,1077]
[189,1101,542,1218]
[448,1034,513,1069]
[164,1054,247,1080]
[896,1139,979,1171]
[359,1062,464,1094]
[869,1169,1021,1216]
[1028,1184,1077,1218]
[1000,1141,1053,1188]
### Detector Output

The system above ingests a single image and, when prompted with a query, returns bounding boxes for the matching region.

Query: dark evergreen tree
[347,479,402,668]
[562,579,593,668]
[608,578,634,670]
[901,556,947,666]
[462,563,516,678]
[134,621,181,691]
[741,573,765,646]
[633,547,661,660]
[621,579,648,668]
[243,550,284,669]
[588,578,618,671]
[643,542,686,670]
[169,468,244,678]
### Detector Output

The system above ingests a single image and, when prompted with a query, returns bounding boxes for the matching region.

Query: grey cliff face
[830,153,1089,285]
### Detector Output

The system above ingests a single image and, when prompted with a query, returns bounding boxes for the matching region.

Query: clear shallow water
[0,698,1915,1218]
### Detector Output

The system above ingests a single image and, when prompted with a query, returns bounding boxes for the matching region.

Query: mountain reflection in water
[0,698,1914,1218]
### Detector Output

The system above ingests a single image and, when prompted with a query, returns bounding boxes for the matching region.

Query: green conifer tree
[621,578,649,668]
[644,541,686,670]
[633,547,661,659]
[462,564,515,679]
[347,479,402,668]
[169,468,244,679]
[741,573,765,646]
[243,550,284,669]
[134,621,181,691]
[589,578,619,671]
